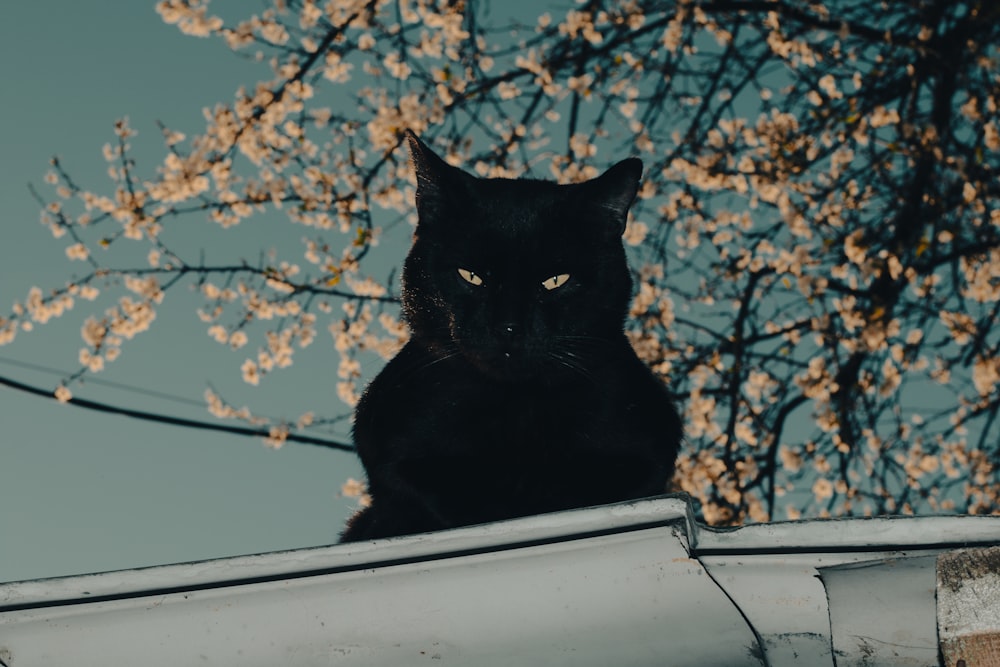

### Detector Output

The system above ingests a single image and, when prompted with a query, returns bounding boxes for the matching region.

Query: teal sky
[1,0,561,585]
[0,2,371,582]
[5,2,986,583]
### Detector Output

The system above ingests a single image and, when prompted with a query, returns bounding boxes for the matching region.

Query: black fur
[339,131,682,542]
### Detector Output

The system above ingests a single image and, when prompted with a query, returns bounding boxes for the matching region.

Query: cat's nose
[499,323,521,339]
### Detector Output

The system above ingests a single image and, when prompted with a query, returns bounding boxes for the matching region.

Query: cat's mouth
[461,341,542,382]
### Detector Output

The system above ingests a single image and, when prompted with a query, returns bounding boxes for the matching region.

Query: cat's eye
[542,274,571,291]
[458,268,484,287]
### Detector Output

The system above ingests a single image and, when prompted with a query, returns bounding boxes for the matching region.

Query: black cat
[339,131,682,542]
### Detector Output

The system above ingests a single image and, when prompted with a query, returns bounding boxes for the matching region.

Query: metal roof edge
[5,494,997,612]
[0,495,690,612]
[691,512,1000,556]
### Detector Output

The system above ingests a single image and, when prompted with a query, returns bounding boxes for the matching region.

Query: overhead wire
[0,358,354,452]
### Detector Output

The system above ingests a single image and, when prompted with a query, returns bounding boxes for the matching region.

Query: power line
[0,373,354,453]
[0,355,354,439]
[0,355,206,409]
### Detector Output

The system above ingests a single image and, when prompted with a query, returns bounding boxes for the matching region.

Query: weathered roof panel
[1,495,998,666]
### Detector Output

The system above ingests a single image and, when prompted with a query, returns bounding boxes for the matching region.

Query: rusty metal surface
[938,546,1000,667]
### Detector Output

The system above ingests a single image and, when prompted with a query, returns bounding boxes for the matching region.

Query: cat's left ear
[589,158,643,234]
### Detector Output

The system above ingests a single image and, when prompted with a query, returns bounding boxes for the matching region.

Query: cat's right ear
[405,130,445,190]
[404,130,463,218]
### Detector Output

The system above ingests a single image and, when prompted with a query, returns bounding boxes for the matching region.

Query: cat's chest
[361,344,628,456]
[431,377,583,444]
[381,366,601,455]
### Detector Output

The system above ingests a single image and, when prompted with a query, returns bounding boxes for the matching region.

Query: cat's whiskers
[544,348,598,386]
[390,339,463,384]
[553,334,617,351]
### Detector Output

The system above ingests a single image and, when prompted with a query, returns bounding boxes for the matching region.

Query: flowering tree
[3,0,998,524]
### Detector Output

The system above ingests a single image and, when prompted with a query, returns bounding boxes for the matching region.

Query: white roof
[1,495,997,666]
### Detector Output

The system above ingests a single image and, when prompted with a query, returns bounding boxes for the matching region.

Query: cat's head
[401,131,641,382]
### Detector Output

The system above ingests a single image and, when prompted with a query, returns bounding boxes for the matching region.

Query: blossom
[229,331,248,349]
[972,357,1000,398]
[241,359,260,385]
[383,53,411,80]
[65,243,89,261]
[156,0,222,37]
[963,182,977,204]
[623,220,648,246]
[812,478,834,501]
[497,81,521,100]
[265,424,289,449]
[341,478,372,507]
[940,311,976,345]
